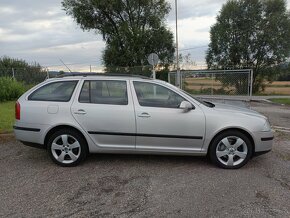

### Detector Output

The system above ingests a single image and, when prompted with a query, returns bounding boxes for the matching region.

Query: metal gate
[168,69,253,98]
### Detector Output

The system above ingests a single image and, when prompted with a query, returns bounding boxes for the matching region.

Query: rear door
[71,79,136,149]
[131,80,205,152]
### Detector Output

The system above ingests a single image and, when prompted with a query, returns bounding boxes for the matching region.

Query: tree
[206,0,290,93]
[0,56,46,84]
[62,0,175,74]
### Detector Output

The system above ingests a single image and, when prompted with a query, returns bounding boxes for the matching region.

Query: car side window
[79,80,128,105]
[28,81,78,102]
[133,81,185,108]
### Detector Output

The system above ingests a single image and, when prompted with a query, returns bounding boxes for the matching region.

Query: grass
[0,101,15,133]
[269,98,290,105]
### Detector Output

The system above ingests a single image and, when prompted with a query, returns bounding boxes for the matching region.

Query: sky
[0,0,289,72]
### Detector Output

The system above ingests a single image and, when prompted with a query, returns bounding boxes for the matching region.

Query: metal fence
[168,69,253,97]
[0,67,48,84]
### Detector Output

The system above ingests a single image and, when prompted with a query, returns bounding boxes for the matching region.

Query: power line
[44,46,208,67]
[179,45,208,51]
[44,60,102,67]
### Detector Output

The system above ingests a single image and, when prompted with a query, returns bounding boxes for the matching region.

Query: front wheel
[209,130,253,169]
[47,129,88,167]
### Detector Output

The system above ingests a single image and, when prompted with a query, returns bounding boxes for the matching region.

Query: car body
[14,74,273,168]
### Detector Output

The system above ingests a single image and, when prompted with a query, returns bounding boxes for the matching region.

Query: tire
[209,130,253,169]
[47,129,88,167]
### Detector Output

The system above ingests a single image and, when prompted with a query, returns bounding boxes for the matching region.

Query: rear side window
[28,81,78,102]
[79,80,128,105]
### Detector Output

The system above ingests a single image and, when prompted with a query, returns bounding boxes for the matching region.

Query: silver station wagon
[14,73,273,169]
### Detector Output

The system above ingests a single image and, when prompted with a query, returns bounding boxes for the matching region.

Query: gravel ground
[0,102,290,218]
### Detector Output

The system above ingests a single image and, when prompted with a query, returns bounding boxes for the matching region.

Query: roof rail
[56,72,150,79]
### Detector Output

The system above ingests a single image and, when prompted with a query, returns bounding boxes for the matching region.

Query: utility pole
[12,68,15,80]
[250,69,253,100]
[175,0,181,88]
[46,67,49,79]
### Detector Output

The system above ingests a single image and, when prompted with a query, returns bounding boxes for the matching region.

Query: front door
[71,79,135,149]
[131,81,205,152]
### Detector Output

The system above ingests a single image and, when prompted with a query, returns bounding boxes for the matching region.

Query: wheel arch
[44,125,89,150]
[207,127,255,155]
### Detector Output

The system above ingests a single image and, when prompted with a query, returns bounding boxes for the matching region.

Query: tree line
[0,56,47,84]
[2,0,290,93]
[63,0,290,93]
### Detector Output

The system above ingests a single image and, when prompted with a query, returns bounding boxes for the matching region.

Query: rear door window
[79,80,128,105]
[28,81,78,102]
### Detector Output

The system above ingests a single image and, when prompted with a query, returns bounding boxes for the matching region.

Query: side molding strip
[88,131,203,140]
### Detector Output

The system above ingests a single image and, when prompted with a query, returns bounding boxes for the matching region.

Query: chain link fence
[169,69,253,97]
[0,67,48,85]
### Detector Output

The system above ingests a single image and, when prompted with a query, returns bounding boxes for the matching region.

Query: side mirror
[179,101,193,112]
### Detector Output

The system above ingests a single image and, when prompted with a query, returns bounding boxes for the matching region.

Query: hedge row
[0,77,27,102]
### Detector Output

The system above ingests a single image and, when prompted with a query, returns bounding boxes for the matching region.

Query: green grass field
[269,98,290,105]
[0,101,15,133]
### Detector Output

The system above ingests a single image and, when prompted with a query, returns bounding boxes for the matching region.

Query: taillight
[15,101,20,120]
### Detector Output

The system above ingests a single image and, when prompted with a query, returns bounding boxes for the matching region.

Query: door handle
[138,112,151,118]
[74,109,87,115]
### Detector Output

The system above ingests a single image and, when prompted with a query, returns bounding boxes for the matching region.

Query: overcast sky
[0,0,289,71]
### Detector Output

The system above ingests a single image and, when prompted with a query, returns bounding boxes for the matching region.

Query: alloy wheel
[216,136,248,167]
[51,134,81,164]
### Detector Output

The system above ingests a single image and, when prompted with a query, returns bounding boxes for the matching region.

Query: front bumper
[253,130,274,153]
[254,149,271,157]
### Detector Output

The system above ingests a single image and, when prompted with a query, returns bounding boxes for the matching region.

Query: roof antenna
[59,58,72,73]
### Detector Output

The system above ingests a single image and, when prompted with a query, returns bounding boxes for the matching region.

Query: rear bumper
[13,123,48,146]
[14,125,41,144]
[20,141,46,149]
[13,126,40,132]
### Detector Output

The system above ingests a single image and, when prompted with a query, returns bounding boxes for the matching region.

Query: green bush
[0,77,27,102]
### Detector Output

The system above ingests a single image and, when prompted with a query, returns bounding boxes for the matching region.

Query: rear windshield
[28,81,78,102]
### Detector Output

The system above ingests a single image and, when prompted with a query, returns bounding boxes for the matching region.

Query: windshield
[180,89,215,107]
[164,81,215,107]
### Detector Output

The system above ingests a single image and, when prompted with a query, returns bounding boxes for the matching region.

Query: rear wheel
[47,129,88,167]
[209,130,253,169]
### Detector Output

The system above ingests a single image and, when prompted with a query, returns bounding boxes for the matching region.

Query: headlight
[261,119,271,132]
